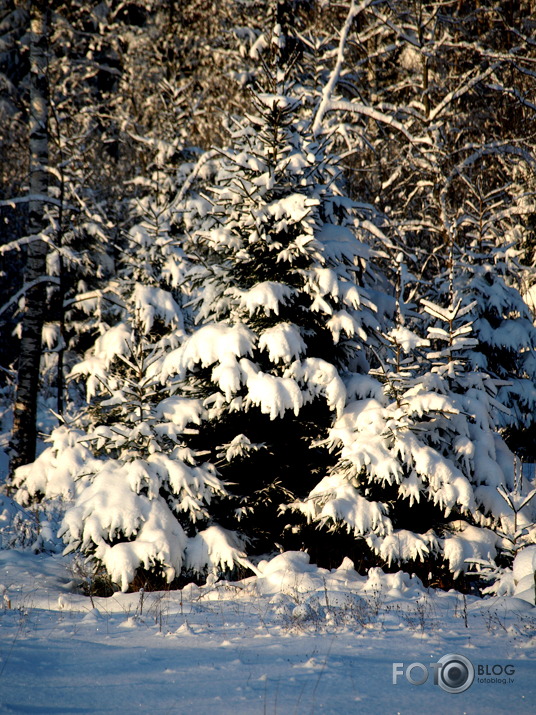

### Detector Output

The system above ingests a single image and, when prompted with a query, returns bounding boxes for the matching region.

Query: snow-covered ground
[0,549,535,714]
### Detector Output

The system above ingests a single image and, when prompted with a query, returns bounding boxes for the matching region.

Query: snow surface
[0,549,535,714]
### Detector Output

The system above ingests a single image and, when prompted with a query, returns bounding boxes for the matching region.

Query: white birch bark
[10,0,49,473]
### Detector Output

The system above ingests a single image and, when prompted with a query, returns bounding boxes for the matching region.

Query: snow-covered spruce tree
[159,67,393,561]
[12,174,253,591]
[67,336,252,593]
[291,291,536,587]
[428,161,536,456]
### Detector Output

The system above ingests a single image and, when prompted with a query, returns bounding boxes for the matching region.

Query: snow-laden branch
[63,289,125,310]
[320,99,431,145]
[0,232,51,255]
[0,194,69,209]
[0,275,61,317]
[171,148,220,208]
[369,4,439,49]
[445,144,536,189]
[437,143,536,245]
[312,0,373,136]
[440,39,536,64]
[485,82,536,113]
[428,63,502,122]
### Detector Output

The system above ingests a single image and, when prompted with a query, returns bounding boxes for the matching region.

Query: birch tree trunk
[9,0,49,474]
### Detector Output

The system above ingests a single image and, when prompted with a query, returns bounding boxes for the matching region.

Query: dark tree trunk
[9,0,49,474]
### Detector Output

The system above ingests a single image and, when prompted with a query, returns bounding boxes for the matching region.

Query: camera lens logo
[436,654,475,694]
[392,653,476,693]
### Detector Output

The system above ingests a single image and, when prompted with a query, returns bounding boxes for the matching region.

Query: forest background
[1,0,536,597]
